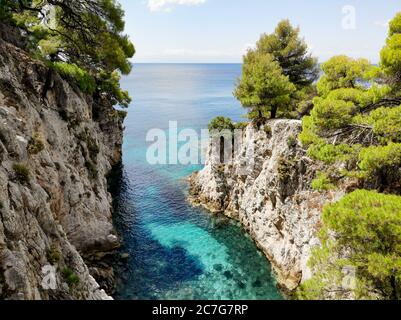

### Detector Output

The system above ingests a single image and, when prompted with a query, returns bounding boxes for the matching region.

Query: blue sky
[120,0,401,63]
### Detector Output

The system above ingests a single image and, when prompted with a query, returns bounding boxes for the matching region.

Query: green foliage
[298,190,401,300]
[369,106,401,143]
[389,12,401,36]
[13,163,30,185]
[311,172,335,191]
[116,109,128,121]
[208,116,235,132]
[298,116,324,147]
[311,97,356,131]
[234,52,296,120]
[263,125,272,136]
[62,268,80,287]
[47,246,61,265]
[52,62,96,94]
[255,19,319,88]
[234,122,249,130]
[381,13,401,84]
[307,143,360,165]
[358,143,401,179]
[0,0,11,20]
[299,26,401,188]
[287,135,297,148]
[98,71,131,107]
[235,19,317,120]
[27,133,45,155]
[4,0,135,107]
[317,56,375,97]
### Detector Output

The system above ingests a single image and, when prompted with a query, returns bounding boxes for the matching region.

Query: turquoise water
[111,64,282,300]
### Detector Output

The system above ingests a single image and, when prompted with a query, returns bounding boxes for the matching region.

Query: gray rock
[189,120,344,291]
[0,34,123,300]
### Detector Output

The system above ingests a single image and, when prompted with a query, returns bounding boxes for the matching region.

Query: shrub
[47,246,61,264]
[370,106,401,143]
[287,135,297,148]
[27,133,45,155]
[85,161,98,179]
[234,122,248,131]
[299,116,325,147]
[62,268,80,287]
[263,125,272,136]
[13,163,30,184]
[52,62,96,94]
[307,143,360,165]
[298,190,401,300]
[98,71,131,108]
[358,143,401,178]
[311,97,356,131]
[311,173,335,191]
[208,116,235,132]
[116,109,128,121]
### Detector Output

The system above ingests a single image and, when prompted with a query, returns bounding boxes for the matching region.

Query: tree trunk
[271,106,277,119]
[258,109,263,120]
[390,274,400,300]
[219,136,225,164]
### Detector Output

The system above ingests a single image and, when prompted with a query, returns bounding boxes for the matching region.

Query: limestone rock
[189,120,344,291]
[0,33,123,300]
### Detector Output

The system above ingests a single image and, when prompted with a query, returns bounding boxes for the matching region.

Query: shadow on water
[108,162,283,300]
[108,164,204,300]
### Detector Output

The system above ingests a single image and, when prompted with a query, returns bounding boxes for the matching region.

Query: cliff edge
[189,120,344,291]
[0,34,123,299]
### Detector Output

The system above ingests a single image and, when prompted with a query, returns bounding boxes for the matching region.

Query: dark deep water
[111,64,282,300]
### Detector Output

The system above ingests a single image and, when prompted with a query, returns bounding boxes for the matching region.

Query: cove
[111,64,283,300]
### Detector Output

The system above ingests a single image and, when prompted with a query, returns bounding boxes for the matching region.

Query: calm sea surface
[111,64,282,300]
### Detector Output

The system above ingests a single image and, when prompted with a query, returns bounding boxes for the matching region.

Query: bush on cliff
[3,0,134,107]
[299,12,401,300]
[298,190,401,300]
[208,117,235,132]
[299,19,401,191]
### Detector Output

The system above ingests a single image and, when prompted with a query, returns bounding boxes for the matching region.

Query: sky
[119,0,401,63]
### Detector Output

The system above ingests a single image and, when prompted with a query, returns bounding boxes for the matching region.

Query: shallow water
[111,64,282,300]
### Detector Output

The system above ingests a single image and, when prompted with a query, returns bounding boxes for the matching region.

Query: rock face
[0,35,123,299]
[189,120,344,291]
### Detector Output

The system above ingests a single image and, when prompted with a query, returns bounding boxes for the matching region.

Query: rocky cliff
[189,120,344,292]
[0,33,123,299]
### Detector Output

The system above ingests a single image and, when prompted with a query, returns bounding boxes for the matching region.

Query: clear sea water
[111,64,282,300]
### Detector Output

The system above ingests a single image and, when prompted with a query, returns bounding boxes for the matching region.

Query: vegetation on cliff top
[1,0,134,107]
[234,20,319,121]
[209,12,401,300]
[298,12,401,300]
[298,190,401,300]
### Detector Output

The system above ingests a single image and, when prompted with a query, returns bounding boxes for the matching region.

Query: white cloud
[374,20,390,28]
[148,0,207,12]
